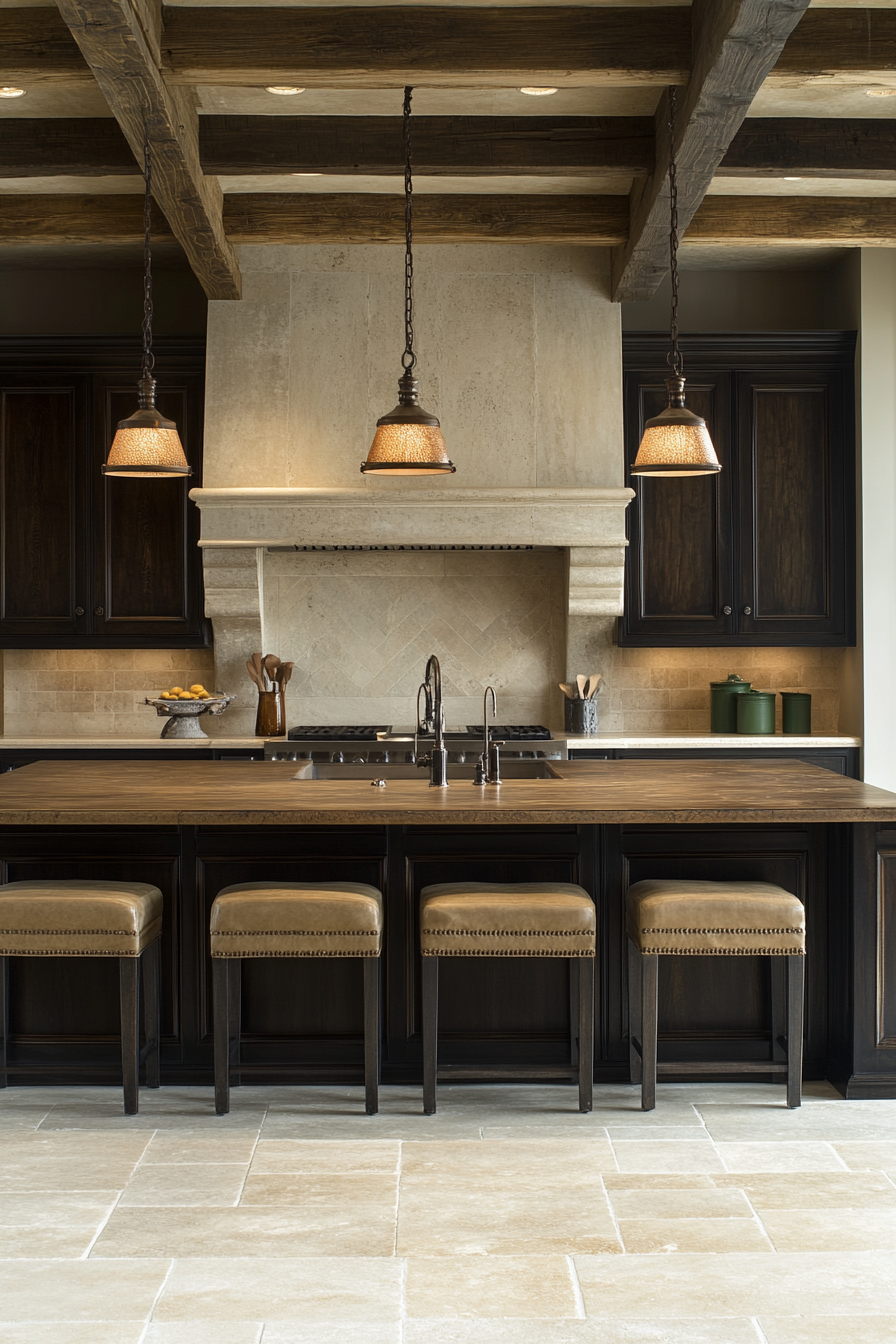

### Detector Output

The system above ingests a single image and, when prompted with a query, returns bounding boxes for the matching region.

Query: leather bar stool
[210,881,383,1116]
[419,881,596,1115]
[626,879,806,1110]
[0,880,163,1115]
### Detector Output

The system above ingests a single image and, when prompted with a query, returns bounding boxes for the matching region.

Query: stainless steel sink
[292,760,563,781]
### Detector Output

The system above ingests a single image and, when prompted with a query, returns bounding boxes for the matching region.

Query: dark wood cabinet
[0,338,208,648]
[620,333,856,647]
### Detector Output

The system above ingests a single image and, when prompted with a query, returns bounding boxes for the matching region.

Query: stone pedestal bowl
[144,694,236,739]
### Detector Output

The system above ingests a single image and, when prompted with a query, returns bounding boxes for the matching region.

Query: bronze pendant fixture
[631,87,721,479]
[361,87,455,476]
[102,141,191,479]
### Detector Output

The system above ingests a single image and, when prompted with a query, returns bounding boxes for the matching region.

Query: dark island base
[2,821,894,1100]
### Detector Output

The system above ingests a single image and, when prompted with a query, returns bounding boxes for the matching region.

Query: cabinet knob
[722,605,732,616]
[74,606,84,617]
[94,606,104,616]
[743,606,752,616]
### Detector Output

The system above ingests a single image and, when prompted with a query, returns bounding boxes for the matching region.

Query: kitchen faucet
[474,686,504,786]
[416,654,448,788]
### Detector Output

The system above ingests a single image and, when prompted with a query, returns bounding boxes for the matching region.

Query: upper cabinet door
[620,367,734,645]
[91,370,206,644]
[0,376,89,641]
[736,369,855,645]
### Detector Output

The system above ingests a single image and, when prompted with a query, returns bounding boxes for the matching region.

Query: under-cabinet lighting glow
[266,86,305,95]
[519,87,558,96]
[0,87,26,98]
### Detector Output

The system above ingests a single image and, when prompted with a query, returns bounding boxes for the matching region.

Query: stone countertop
[0,736,267,749]
[562,732,861,749]
[0,758,892,827]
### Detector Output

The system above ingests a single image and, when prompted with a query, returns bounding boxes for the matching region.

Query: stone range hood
[191,484,633,731]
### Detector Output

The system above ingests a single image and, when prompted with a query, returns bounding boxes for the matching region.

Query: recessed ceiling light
[266,86,305,96]
[866,88,896,97]
[0,86,26,98]
[784,176,802,181]
[519,87,559,96]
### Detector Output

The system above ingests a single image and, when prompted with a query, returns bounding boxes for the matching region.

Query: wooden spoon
[558,682,576,700]
[264,654,281,689]
[576,674,587,700]
[246,658,264,690]
[586,674,603,699]
[278,662,294,689]
[251,652,265,689]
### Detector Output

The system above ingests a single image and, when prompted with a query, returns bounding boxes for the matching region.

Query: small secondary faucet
[474,686,504,786]
[416,654,448,788]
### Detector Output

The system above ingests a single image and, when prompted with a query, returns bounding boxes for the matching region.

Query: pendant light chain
[667,85,682,380]
[142,139,155,383]
[402,85,416,374]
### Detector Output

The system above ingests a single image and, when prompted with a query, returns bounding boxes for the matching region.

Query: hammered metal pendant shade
[103,376,191,479]
[363,373,455,476]
[631,376,721,478]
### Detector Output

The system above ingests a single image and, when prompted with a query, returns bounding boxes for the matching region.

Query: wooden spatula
[246,658,264,691]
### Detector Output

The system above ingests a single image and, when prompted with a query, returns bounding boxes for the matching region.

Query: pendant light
[102,141,191,480]
[361,87,455,476]
[631,87,721,479]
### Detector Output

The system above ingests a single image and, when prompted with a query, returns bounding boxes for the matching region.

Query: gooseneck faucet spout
[475,686,503,786]
[416,654,448,787]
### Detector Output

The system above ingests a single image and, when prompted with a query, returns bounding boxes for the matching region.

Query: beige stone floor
[1,1081,896,1342]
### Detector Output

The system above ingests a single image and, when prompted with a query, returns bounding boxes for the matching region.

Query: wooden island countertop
[0,757,895,827]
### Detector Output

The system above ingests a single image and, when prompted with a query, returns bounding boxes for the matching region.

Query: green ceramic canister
[710,673,751,733]
[781,692,811,735]
[736,690,776,735]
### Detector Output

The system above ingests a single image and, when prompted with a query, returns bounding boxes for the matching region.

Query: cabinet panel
[0,381,88,640]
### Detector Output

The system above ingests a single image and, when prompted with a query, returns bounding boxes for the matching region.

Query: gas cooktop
[287,724,553,741]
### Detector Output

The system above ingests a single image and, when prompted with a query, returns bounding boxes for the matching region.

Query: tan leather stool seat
[626,879,806,957]
[210,882,383,959]
[0,880,163,957]
[420,882,596,958]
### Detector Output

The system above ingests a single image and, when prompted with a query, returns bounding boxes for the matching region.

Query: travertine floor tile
[0,1226,103,1257]
[0,1326,144,1343]
[240,1172,398,1206]
[574,1251,896,1317]
[759,1317,896,1343]
[713,1171,896,1209]
[0,1132,150,1192]
[119,1163,249,1207]
[249,1139,400,1174]
[261,1328,399,1343]
[92,1203,396,1257]
[832,1142,896,1170]
[698,1101,896,1143]
[611,1141,725,1174]
[0,1191,119,1226]
[0,1258,170,1321]
[143,1325,263,1343]
[404,1254,579,1319]
[759,1208,896,1252]
[617,1217,772,1254]
[397,1182,621,1255]
[605,1126,712,1143]
[38,1101,264,1131]
[608,1187,752,1219]
[401,1138,616,1181]
[402,1320,763,1343]
[602,1174,716,1192]
[154,1257,402,1322]
[715,1142,846,1172]
[0,1106,53,1131]
[143,1133,259,1164]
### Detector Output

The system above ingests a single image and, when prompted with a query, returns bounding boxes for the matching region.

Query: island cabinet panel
[0,338,208,649]
[620,333,856,647]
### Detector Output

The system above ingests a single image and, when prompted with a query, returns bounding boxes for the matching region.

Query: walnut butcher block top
[0,759,895,826]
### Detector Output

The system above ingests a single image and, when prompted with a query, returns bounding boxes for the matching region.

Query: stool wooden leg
[569,958,580,1066]
[228,958,241,1088]
[0,956,8,1089]
[640,953,658,1112]
[422,955,438,1116]
[213,957,231,1116]
[627,937,642,1085]
[786,954,805,1109]
[364,956,380,1116]
[577,956,594,1113]
[119,957,140,1116]
[142,938,161,1089]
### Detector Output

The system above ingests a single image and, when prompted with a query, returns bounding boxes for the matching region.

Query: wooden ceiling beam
[769,8,896,84]
[0,9,93,87]
[54,0,241,299]
[689,195,896,245]
[611,0,811,303]
[0,194,173,245]
[159,5,691,87]
[722,119,896,180]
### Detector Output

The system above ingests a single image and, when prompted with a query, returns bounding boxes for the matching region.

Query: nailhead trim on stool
[626,879,806,1112]
[419,882,596,1115]
[209,882,383,1117]
[0,881,163,1115]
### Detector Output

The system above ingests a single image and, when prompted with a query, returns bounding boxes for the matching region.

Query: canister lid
[741,689,776,700]
[710,673,751,689]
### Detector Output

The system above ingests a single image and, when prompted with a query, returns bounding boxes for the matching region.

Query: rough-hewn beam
[0,8,92,87]
[0,120,135,178]
[689,195,896,245]
[770,8,896,84]
[54,0,241,299]
[0,193,627,246]
[159,5,691,88]
[200,115,655,177]
[222,193,629,244]
[722,119,896,180]
[612,0,812,303]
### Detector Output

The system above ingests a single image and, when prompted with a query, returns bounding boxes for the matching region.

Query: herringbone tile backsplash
[263,549,567,727]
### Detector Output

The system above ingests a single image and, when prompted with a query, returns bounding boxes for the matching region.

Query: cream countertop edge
[0,736,268,749]
[563,733,861,749]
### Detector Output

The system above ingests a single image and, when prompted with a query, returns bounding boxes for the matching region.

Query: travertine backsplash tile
[2,648,216,737]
